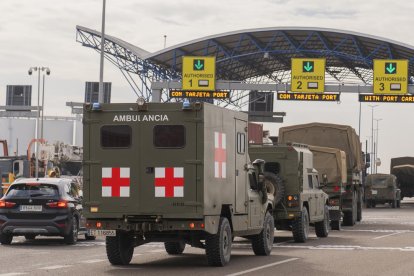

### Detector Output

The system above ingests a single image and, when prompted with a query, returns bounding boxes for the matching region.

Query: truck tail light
[333,186,340,192]
[0,200,16,208]
[287,195,299,207]
[46,200,68,208]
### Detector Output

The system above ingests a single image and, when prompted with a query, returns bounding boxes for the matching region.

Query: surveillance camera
[46,69,51,75]
[28,69,32,75]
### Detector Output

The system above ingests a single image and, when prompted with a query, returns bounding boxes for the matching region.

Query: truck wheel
[397,200,401,208]
[0,233,13,245]
[263,172,285,206]
[343,192,357,226]
[106,232,135,265]
[292,207,309,243]
[315,205,329,238]
[251,212,274,256]
[330,220,341,231]
[64,216,78,245]
[164,241,186,255]
[391,200,396,208]
[205,217,232,266]
[357,201,362,222]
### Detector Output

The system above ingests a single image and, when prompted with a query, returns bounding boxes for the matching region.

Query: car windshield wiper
[29,193,46,197]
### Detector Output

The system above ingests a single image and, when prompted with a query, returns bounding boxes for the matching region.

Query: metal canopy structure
[76,26,414,108]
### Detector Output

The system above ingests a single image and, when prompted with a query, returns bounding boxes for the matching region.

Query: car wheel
[85,234,96,241]
[0,233,13,245]
[251,211,274,256]
[106,231,135,265]
[292,207,309,243]
[205,217,232,266]
[164,241,186,255]
[25,234,36,240]
[315,205,329,237]
[64,216,79,245]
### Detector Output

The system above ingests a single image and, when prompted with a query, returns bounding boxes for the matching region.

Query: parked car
[0,177,94,245]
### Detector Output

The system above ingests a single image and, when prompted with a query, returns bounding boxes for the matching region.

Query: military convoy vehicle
[308,146,347,230]
[390,157,414,199]
[365,174,401,208]
[83,101,278,266]
[249,143,330,242]
[279,123,365,226]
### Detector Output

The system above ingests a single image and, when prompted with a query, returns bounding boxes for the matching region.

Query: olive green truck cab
[83,102,275,266]
[249,143,330,243]
[365,174,401,208]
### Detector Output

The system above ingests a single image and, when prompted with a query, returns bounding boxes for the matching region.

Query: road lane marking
[39,265,72,270]
[373,232,403,240]
[148,249,165,253]
[0,273,28,276]
[225,258,298,276]
[342,229,414,234]
[276,244,414,251]
[80,259,105,264]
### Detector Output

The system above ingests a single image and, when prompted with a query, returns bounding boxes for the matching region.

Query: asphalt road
[2,199,414,276]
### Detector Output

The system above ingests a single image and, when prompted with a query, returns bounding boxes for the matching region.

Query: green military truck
[249,143,330,243]
[279,123,365,226]
[83,101,277,267]
[365,174,401,208]
[390,157,414,199]
[308,146,347,230]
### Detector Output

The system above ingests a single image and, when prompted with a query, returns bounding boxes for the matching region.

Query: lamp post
[98,0,106,104]
[40,69,51,139]
[368,104,379,174]
[28,66,50,178]
[374,118,382,173]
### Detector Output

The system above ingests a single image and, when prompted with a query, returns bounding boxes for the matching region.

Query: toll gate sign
[373,59,408,94]
[291,58,326,93]
[182,56,216,91]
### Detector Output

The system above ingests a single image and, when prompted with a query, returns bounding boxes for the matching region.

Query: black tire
[0,233,13,245]
[315,205,329,238]
[391,200,396,208]
[205,217,232,266]
[106,232,135,265]
[343,192,357,226]
[357,197,362,222]
[330,220,341,231]
[164,241,186,255]
[64,216,78,245]
[292,207,309,243]
[251,212,274,256]
[25,234,36,240]
[85,234,96,241]
[397,200,401,208]
[263,172,285,206]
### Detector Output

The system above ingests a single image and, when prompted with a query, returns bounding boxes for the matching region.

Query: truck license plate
[88,229,116,236]
[371,190,378,195]
[328,206,340,210]
[20,205,42,212]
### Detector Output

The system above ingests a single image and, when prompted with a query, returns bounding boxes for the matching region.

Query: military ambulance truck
[83,101,277,267]
[279,123,365,226]
[249,143,330,243]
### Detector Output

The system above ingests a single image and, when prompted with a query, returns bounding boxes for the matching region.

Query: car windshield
[5,183,59,199]
[371,178,390,188]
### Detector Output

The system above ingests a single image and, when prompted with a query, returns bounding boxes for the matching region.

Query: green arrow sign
[193,59,204,70]
[303,61,314,72]
[385,62,396,74]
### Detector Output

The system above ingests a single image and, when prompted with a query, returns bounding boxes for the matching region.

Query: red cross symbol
[155,167,184,198]
[102,167,130,197]
[215,132,226,178]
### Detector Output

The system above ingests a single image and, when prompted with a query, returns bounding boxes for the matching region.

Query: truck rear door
[85,105,199,216]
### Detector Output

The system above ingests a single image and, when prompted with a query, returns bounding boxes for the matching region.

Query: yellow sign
[169,90,230,99]
[182,56,216,91]
[291,58,325,93]
[373,59,408,94]
[277,92,339,102]
[359,94,414,103]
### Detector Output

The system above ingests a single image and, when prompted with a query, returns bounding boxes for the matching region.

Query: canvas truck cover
[391,165,414,186]
[390,157,414,172]
[366,174,396,187]
[309,146,347,184]
[278,123,362,171]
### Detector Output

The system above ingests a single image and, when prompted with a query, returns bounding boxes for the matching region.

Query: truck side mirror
[249,171,259,190]
[322,174,328,185]
[252,159,265,174]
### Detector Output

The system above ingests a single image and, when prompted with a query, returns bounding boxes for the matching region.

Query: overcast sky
[0,0,413,172]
